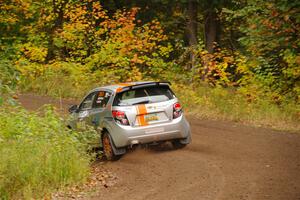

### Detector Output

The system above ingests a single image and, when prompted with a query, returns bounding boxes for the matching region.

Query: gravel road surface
[19,93,300,200]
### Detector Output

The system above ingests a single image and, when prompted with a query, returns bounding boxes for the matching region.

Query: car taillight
[112,110,130,125]
[173,102,182,119]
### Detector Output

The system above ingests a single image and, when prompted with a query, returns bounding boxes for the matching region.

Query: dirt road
[19,94,300,200]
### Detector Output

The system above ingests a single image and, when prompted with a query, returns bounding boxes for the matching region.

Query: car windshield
[113,86,174,106]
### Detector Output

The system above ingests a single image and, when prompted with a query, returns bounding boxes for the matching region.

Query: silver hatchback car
[68,81,191,160]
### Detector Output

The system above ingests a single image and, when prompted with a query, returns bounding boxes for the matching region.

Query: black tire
[101,132,121,161]
[171,139,187,149]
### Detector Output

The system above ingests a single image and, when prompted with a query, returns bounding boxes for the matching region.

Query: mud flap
[179,132,191,144]
[106,133,126,155]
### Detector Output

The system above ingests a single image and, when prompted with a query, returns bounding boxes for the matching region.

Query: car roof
[91,81,170,93]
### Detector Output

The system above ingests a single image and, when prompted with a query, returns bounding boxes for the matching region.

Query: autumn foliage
[0,0,299,198]
[11,1,171,84]
[0,0,299,120]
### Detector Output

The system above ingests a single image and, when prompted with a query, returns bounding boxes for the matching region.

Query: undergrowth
[0,105,97,199]
[172,84,300,132]
[18,70,300,132]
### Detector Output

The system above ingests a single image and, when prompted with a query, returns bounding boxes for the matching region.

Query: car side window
[93,91,112,108]
[79,92,97,111]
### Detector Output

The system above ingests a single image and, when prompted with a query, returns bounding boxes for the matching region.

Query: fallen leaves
[53,164,118,199]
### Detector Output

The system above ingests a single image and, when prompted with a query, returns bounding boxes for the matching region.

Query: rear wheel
[102,132,121,161]
[172,139,187,149]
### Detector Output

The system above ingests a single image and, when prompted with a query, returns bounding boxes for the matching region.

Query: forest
[0,0,299,198]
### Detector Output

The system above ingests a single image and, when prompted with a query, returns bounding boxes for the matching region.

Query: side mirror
[68,105,78,113]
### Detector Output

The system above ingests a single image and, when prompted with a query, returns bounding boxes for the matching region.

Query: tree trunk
[46,0,68,62]
[186,0,198,70]
[204,9,218,53]
[85,0,94,57]
[186,0,198,47]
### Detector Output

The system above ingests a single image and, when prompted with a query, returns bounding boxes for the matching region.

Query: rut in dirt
[19,93,300,200]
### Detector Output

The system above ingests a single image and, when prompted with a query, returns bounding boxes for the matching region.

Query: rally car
[68,81,191,160]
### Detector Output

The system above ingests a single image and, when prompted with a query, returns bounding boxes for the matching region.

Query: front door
[76,91,98,128]
[89,90,112,147]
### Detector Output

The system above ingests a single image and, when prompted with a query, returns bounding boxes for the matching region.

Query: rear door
[113,85,176,127]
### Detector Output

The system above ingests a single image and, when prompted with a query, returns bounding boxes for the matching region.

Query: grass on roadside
[0,105,97,199]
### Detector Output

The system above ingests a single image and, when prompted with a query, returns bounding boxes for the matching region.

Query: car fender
[101,118,126,155]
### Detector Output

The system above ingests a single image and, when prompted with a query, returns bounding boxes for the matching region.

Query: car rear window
[113,86,174,106]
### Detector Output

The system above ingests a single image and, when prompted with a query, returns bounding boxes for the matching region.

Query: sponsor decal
[147,105,157,110]
[145,114,159,122]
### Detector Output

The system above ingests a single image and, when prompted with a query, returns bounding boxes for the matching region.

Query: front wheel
[102,132,121,161]
[171,139,187,149]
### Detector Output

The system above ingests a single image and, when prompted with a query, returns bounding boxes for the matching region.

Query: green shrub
[0,59,19,106]
[0,105,95,199]
[173,83,300,131]
[17,63,300,132]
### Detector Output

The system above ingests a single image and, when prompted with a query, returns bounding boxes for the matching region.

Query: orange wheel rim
[103,135,112,157]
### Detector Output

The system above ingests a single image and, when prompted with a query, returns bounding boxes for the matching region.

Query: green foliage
[13,1,174,93]
[0,106,96,199]
[223,0,300,101]
[2,0,298,104]
[0,1,299,198]
[17,62,91,98]
[0,57,19,106]
[177,42,248,87]
[173,83,300,131]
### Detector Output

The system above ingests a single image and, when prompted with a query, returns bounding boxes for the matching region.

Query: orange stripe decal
[136,104,148,126]
[139,105,148,126]
[115,83,133,93]
[118,83,132,87]
[138,104,147,115]
[116,87,123,93]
